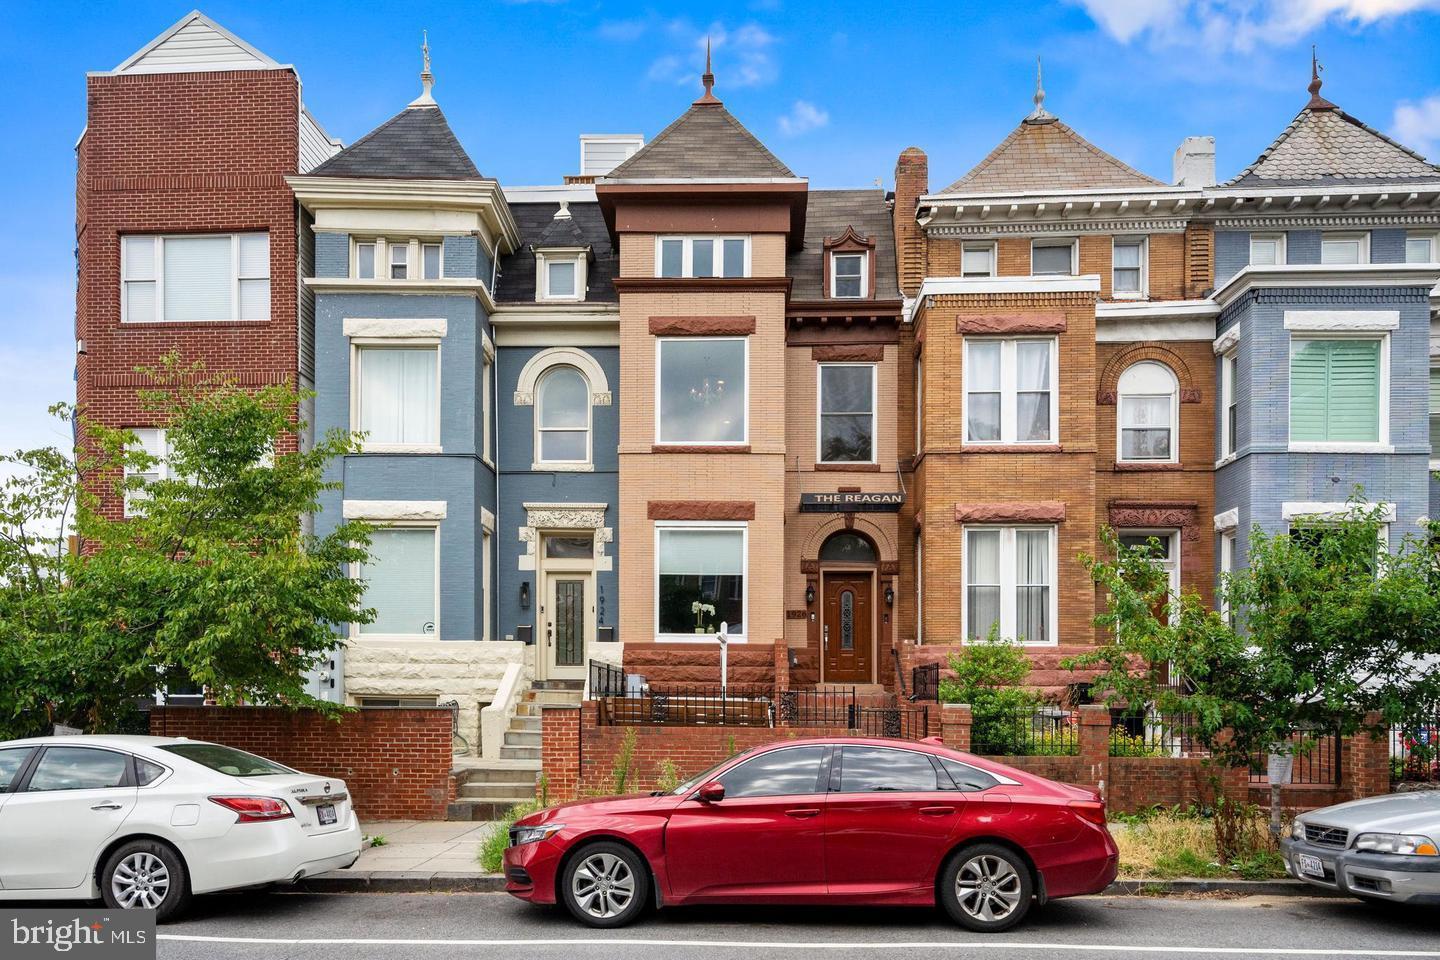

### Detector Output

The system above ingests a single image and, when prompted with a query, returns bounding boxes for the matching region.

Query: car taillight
[209,796,294,823]
[1067,799,1107,826]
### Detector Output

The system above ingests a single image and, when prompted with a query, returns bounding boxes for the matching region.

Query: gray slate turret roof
[941,115,1163,195]
[311,106,482,180]
[1224,105,1440,187]
[603,103,795,181]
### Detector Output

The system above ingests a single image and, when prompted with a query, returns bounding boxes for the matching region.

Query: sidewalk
[353,820,499,873]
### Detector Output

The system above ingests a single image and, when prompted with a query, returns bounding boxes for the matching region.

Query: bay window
[656,524,745,639]
[1117,361,1178,462]
[121,233,269,323]
[964,338,1056,445]
[656,236,749,279]
[355,345,440,449]
[964,526,1055,645]
[818,364,876,463]
[357,526,438,638]
[656,338,747,444]
[1289,337,1383,445]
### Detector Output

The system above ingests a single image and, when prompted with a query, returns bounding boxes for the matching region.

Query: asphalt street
[148,891,1440,960]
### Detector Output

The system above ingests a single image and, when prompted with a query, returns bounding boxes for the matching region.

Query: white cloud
[778,100,829,136]
[637,20,780,89]
[1072,0,1440,51]
[1393,93,1440,160]
[597,18,649,42]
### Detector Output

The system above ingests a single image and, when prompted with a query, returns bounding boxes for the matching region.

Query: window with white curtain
[355,346,439,449]
[657,338,747,444]
[964,526,1054,645]
[656,525,745,639]
[536,365,591,464]
[1117,361,1178,462]
[121,233,269,323]
[357,527,437,637]
[1112,237,1146,298]
[123,427,170,517]
[357,242,377,279]
[964,338,1056,444]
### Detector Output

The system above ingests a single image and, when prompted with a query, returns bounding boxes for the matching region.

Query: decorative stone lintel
[343,499,447,521]
[343,317,448,339]
[954,502,1065,524]
[649,315,756,336]
[955,312,1067,334]
[647,500,755,521]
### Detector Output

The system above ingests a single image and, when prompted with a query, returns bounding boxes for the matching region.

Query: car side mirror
[697,781,725,803]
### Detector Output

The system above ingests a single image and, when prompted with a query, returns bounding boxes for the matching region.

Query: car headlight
[1291,820,1306,840]
[510,823,564,846]
[1352,833,1439,856]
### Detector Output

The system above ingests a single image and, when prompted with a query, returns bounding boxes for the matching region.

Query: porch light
[884,585,895,606]
[805,583,815,605]
[520,580,531,610]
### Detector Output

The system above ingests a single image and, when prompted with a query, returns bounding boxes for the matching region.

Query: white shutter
[163,236,233,321]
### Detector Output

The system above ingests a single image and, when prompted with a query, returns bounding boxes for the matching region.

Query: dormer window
[831,253,867,298]
[547,260,576,298]
[535,250,587,302]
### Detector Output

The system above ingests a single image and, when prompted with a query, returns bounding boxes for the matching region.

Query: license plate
[317,804,337,826]
[1297,853,1324,878]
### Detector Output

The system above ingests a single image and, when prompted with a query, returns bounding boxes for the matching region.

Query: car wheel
[560,842,649,928]
[939,843,1034,933]
[100,839,191,923]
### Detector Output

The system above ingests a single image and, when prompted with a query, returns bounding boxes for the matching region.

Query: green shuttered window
[1289,339,1381,443]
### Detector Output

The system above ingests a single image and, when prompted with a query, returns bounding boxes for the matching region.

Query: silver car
[1282,792,1440,905]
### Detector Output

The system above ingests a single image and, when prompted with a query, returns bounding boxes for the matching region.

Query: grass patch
[1114,809,1287,881]
[477,799,545,874]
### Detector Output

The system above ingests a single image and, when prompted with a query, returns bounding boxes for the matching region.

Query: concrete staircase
[447,679,584,820]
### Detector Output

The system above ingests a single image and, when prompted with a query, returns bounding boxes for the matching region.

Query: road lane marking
[157,936,1440,956]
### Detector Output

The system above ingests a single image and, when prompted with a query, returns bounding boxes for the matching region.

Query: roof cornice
[1212,263,1440,308]
[304,276,497,312]
[918,275,1102,300]
[287,175,521,253]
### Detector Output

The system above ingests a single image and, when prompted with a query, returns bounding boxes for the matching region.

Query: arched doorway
[818,531,878,684]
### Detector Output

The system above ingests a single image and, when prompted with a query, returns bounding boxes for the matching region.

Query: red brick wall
[150,706,455,821]
[77,69,302,517]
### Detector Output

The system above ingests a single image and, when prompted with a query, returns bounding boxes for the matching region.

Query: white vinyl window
[964,526,1056,645]
[536,365,591,464]
[656,523,746,641]
[817,364,876,463]
[1249,233,1284,266]
[357,526,438,638]
[121,233,269,323]
[1031,239,1076,276]
[357,242,377,279]
[389,243,409,280]
[964,338,1057,445]
[123,427,170,517]
[422,243,443,280]
[1117,362,1178,462]
[1221,351,1238,459]
[656,236,750,279]
[355,346,440,450]
[962,242,996,278]
[547,260,577,298]
[1112,237,1147,298]
[831,253,867,298]
[1406,233,1437,264]
[1321,232,1369,265]
[656,337,748,445]
[354,239,443,281]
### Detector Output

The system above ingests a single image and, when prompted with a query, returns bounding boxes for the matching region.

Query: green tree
[0,356,374,737]
[937,630,1045,753]
[1070,499,1440,836]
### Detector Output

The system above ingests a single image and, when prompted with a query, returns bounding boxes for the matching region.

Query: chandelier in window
[689,377,727,406]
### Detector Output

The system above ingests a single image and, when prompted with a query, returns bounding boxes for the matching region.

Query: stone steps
[504,730,542,748]
[459,779,541,800]
[499,745,541,761]
[447,798,530,821]
[509,715,541,733]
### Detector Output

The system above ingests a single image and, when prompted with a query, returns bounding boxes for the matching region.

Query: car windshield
[159,743,297,777]
[668,751,754,795]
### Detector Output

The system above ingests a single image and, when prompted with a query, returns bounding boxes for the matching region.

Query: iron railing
[1391,714,1440,783]
[1249,728,1342,786]
[971,708,1080,756]
[589,659,626,699]
[1108,711,1210,758]
[849,705,930,739]
[598,684,775,727]
[911,663,940,702]
[778,687,857,726]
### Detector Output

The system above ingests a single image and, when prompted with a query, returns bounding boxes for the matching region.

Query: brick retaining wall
[150,706,455,821]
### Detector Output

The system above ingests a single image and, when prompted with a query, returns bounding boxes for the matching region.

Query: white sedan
[0,735,362,920]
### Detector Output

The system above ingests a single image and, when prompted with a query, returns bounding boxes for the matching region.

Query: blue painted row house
[1205,70,1440,582]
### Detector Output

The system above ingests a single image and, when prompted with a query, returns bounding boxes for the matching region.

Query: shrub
[937,631,1046,753]
[654,759,683,793]
[478,799,545,874]
[611,727,638,794]
[1109,732,1169,757]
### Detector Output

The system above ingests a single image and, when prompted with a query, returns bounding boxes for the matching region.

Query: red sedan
[503,736,1117,931]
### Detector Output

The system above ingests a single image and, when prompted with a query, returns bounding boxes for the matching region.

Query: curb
[301,871,1337,898]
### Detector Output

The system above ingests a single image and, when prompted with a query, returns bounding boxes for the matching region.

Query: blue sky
[3,0,1440,455]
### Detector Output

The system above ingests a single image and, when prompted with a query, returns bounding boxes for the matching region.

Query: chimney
[893,147,929,297]
[1173,136,1216,188]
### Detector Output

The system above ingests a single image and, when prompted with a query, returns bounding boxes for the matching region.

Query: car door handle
[785,808,821,819]
[91,802,124,811]
[919,806,955,816]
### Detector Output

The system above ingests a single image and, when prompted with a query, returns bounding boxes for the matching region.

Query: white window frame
[123,427,170,517]
[654,336,750,446]
[962,337,1059,446]
[351,238,445,282]
[1111,236,1148,300]
[536,249,587,302]
[653,520,748,644]
[1030,238,1077,277]
[349,339,443,453]
[1116,362,1179,464]
[1320,231,1370,265]
[1406,232,1438,264]
[1220,351,1238,461]
[961,525,1058,647]
[1249,233,1285,266]
[1286,333,1390,452]
[816,362,878,465]
[481,332,494,466]
[654,235,752,279]
[961,242,997,278]
[351,521,441,642]
[421,242,444,280]
[534,364,594,468]
[830,251,868,299]
[120,232,270,324]
[1218,530,1236,623]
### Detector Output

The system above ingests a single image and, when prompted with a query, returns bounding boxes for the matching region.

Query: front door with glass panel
[541,534,595,681]
[822,573,873,684]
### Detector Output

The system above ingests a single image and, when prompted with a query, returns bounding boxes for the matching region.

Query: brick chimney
[893,147,928,297]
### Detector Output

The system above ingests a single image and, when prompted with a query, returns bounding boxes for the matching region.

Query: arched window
[536,366,590,464]
[1117,362,1178,462]
[819,532,877,564]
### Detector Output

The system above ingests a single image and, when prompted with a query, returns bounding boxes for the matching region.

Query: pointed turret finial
[1306,44,1336,111]
[409,30,437,108]
[694,35,722,106]
[1025,56,1055,123]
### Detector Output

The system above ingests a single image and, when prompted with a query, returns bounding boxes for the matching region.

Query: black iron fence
[589,659,626,698]
[778,687,857,726]
[1108,711,1211,758]
[1249,728,1342,786]
[1391,714,1440,783]
[911,663,940,702]
[600,685,776,726]
[850,705,930,739]
[971,708,1080,756]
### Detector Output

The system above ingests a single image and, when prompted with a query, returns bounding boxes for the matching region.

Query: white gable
[107,10,283,75]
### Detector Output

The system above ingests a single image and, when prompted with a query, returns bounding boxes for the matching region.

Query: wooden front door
[823,574,873,684]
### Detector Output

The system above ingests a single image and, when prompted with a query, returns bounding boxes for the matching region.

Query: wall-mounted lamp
[519,580,531,610]
[805,582,816,605]
[884,585,895,607]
